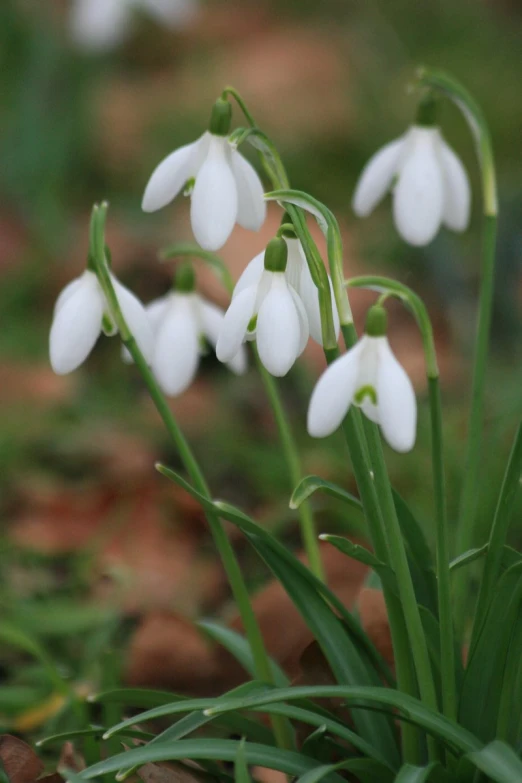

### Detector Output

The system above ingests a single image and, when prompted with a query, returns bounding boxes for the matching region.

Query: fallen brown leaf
[0,735,44,783]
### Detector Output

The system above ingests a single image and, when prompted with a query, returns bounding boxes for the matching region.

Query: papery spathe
[142,132,266,251]
[50,270,154,374]
[216,270,308,377]
[149,291,247,396]
[307,334,417,452]
[352,126,471,246]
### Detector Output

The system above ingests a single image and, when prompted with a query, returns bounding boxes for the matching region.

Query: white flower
[149,291,247,396]
[216,269,308,377]
[142,132,266,251]
[50,270,154,374]
[352,126,471,246]
[232,238,340,346]
[307,334,416,453]
[70,0,198,52]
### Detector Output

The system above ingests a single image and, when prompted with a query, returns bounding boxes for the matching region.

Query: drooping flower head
[216,237,309,377]
[142,98,266,251]
[231,228,340,347]
[352,98,471,247]
[70,0,199,52]
[307,305,417,452]
[50,267,154,374]
[146,262,247,396]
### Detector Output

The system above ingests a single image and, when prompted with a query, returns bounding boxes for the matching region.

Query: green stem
[454,214,498,626]
[254,348,324,581]
[428,377,457,722]
[90,205,292,751]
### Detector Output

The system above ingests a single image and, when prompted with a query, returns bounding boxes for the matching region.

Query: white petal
[196,295,246,373]
[393,127,444,246]
[152,296,200,396]
[146,294,172,333]
[288,287,310,356]
[112,277,155,364]
[49,272,103,374]
[256,275,301,377]
[70,0,129,51]
[142,137,202,212]
[376,339,417,453]
[437,136,471,232]
[297,253,340,345]
[216,286,257,363]
[284,238,303,291]
[140,0,199,27]
[190,135,238,250]
[233,251,265,299]
[307,341,364,438]
[53,274,87,315]
[352,136,406,217]
[230,149,266,231]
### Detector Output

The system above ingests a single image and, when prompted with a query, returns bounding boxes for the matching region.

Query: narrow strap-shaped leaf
[393,762,446,782]
[235,739,251,783]
[89,688,183,707]
[319,535,397,594]
[449,545,488,572]
[198,621,288,686]
[297,758,394,783]
[466,740,522,783]
[290,476,362,513]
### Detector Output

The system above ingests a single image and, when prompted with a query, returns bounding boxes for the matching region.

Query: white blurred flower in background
[70,0,199,52]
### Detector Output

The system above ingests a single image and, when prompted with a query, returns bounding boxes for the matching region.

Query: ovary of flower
[231,238,340,346]
[352,126,471,247]
[148,291,247,396]
[307,335,417,453]
[70,0,198,52]
[50,270,154,374]
[142,132,266,251]
[216,270,309,377]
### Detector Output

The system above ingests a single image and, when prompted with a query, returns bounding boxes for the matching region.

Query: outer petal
[284,238,303,291]
[376,340,417,453]
[256,275,301,377]
[142,137,202,212]
[49,273,103,374]
[140,0,199,27]
[199,297,247,374]
[216,286,257,363]
[393,127,444,246]
[230,149,266,231]
[70,0,129,51]
[53,275,86,315]
[437,136,471,232]
[233,251,265,299]
[307,342,364,438]
[298,255,340,345]
[190,135,238,250]
[288,287,310,356]
[352,136,406,217]
[152,296,200,396]
[121,294,170,364]
[112,277,155,364]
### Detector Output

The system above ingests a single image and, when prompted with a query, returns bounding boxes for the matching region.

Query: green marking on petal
[247,315,258,333]
[354,385,377,405]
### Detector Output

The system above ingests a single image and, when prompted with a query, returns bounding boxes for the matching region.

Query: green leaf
[157,464,393,687]
[458,562,522,741]
[290,476,362,513]
[0,621,66,693]
[76,739,347,782]
[36,727,154,748]
[198,621,288,687]
[204,685,481,756]
[300,726,330,763]
[297,759,394,783]
[319,535,396,593]
[393,762,447,782]
[449,545,488,572]
[235,739,251,783]
[466,740,522,783]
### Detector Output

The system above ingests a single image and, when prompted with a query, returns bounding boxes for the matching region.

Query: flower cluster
[50,90,473,454]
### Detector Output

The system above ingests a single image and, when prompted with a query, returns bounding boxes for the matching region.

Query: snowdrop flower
[70,0,198,52]
[147,264,247,396]
[352,112,471,246]
[50,269,154,374]
[142,99,266,251]
[216,238,309,377]
[232,234,340,346]
[307,306,416,453]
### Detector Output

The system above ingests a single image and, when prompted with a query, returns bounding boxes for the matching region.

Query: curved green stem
[416,68,498,631]
[89,204,292,751]
[254,347,324,581]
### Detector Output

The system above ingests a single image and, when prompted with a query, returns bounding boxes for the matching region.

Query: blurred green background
[1,0,522,748]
